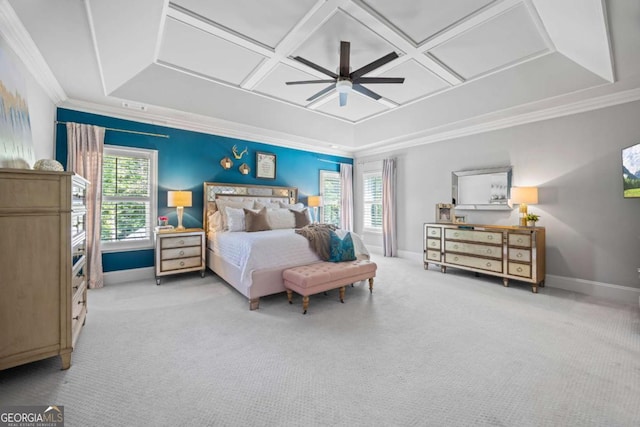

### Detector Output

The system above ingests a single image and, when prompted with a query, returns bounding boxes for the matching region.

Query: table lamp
[511,187,538,227]
[167,190,192,230]
[307,195,322,224]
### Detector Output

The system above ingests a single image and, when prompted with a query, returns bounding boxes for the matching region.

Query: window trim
[362,171,383,233]
[101,145,158,253]
[319,169,341,226]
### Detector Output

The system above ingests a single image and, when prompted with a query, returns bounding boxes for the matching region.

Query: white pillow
[279,201,311,223]
[225,207,248,232]
[208,211,223,233]
[266,209,296,229]
[255,201,282,210]
[216,200,255,230]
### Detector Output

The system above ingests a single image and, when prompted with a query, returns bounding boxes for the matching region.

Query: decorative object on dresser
[256,151,276,179]
[452,166,512,210]
[167,190,192,230]
[33,158,64,171]
[154,228,205,285]
[525,213,540,227]
[435,203,454,223]
[510,186,539,226]
[423,223,545,293]
[0,169,89,370]
[307,195,322,223]
[454,215,467,224]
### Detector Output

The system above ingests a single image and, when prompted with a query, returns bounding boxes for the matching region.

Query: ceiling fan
[286,41,405,107]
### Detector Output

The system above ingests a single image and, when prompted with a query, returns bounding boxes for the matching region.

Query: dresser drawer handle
[73,285,79,291]
[487,235,493,240]
[179,250,185,256]
[453,244,458,249]
[180,261,185,267]
[454,232,459,237]
[516,253,523,258]
[486,262,492,267]
[486,249,492,254]
[517,238,523,243]
[179,240,185,245]
[73,316,79,320]
[454,256,459,261]
[78,300,84,305]
[517,267,523,272]
[430,230,436,235]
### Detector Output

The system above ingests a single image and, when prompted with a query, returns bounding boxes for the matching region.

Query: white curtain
[339,163,353,232]
[382,158,397,257]
[67,123,105,289]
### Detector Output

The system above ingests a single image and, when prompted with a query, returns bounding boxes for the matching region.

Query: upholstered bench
[283,260,377,314]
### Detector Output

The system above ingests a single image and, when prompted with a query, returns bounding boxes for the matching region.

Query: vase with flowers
[158,216,169,226]
[525,213,539,227]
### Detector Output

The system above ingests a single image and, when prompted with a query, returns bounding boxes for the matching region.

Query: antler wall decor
[232,145,248,159]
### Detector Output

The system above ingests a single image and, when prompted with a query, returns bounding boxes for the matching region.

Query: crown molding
[61,98,354,158]
[0,1,66,104]
[354,86,640,157]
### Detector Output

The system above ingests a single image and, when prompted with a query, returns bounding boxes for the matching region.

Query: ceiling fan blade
[354,77,405,84]
[292,56,338,79]
[286,80,336,85]
[339,92,348,107]
[352,83,382,100]
[339,41,350,78]
[350,52,399,80]
[306,83,336,102]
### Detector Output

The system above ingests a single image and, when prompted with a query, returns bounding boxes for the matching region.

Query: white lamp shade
[167,190,192,207]
[307,195,322,207]
[511,187,538,205]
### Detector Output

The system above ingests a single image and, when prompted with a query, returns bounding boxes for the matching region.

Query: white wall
[355,100,640,301]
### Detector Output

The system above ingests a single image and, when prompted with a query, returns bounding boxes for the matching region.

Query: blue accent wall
[56,108,352,272]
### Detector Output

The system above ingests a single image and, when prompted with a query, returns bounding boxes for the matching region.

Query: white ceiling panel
[371,59,449,104]
[159,17,266,86]
[429,4,549,80]
[171,0,319,49]
[361,0,496,45]
[316,92,388,122]
[292,10,401,74]
[254,63,325,105]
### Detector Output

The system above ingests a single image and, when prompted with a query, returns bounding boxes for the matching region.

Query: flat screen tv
[622,142,640,198]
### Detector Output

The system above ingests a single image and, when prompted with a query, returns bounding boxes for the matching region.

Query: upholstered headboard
[203,182,298,233]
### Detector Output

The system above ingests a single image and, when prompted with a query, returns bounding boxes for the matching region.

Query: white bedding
[207,228,369,290]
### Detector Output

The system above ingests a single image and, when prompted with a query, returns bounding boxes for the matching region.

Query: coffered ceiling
[4,0,640,155]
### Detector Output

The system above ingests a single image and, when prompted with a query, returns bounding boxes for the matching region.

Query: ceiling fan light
[336,80,352,93]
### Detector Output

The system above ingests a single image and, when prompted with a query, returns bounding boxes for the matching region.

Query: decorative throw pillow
[216,200,255,230]
[266,209,296,229]
[329,231,356,263]
[289,208,311,228]
[243,207,271,232]
[208,211,223,232]
[255,201,283,210]
[225,207,248,232]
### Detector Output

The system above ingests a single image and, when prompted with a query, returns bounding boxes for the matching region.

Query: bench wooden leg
[286,290,293,304]
[369,278,374,293]
[302,296,309,315]
[249,298,260,310]
[339,286,345,303]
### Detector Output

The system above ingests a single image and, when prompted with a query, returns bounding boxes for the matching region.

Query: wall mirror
[452,166,512,210]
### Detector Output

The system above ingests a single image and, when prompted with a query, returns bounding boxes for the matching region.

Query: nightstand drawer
[508,233,531,247]
[161,235,202,249]
[161,256,202,272]
[426,238,440,250]
[508,262,531,278]
[161,246,201,260]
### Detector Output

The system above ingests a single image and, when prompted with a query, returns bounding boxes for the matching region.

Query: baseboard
[103,267,155,285]
[398,250,640,306]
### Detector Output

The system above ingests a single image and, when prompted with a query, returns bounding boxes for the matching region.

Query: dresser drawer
[445,228,502,244]
[445,241,502,258]
[508,248,531,262]
[508,233,531,247]
[425,226,441,238]
[72,281,87,319]
[508,262,532,278]
[426,238,441,250]
[161,235,202,249]
[426,250,441,262]
[161,256,202,272]
[445,253,502,273]
[161,246,201,260]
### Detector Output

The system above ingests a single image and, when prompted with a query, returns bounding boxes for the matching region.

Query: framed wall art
[454,215,467,224]
[436,203,454,223]
[256,152,276,179]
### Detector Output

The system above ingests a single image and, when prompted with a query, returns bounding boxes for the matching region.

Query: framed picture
[454,215,467,224]
[436,203,454,223]
[256,152,276,179]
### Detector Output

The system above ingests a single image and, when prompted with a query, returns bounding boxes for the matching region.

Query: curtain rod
[318,158,352,165]
[56,121,170,139]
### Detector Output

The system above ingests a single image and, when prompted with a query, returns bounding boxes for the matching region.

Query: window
[320,170,341,226]
[101,145,157,251]
[363,172,382,231]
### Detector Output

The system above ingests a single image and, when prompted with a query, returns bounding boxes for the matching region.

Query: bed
[203,182,369,310]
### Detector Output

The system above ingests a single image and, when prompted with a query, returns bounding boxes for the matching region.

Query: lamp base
[518,203,528,227]
[176,206,185,230]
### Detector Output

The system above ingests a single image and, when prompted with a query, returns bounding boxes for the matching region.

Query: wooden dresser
[0,169,89,370]
[424,223,545,292]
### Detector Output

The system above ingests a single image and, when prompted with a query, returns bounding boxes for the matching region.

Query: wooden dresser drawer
[508,248,531,262]
[508,262,532,278]
[508,233,531,247]
[161,246,201,260]
[445,253,502,273]
[426,250,441,262]
[161,235,202,249]
[445,228,502,244]
[425,226,441,238]
[445,241,502,258]
[161,256,202,272]
[426,238,441,250]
